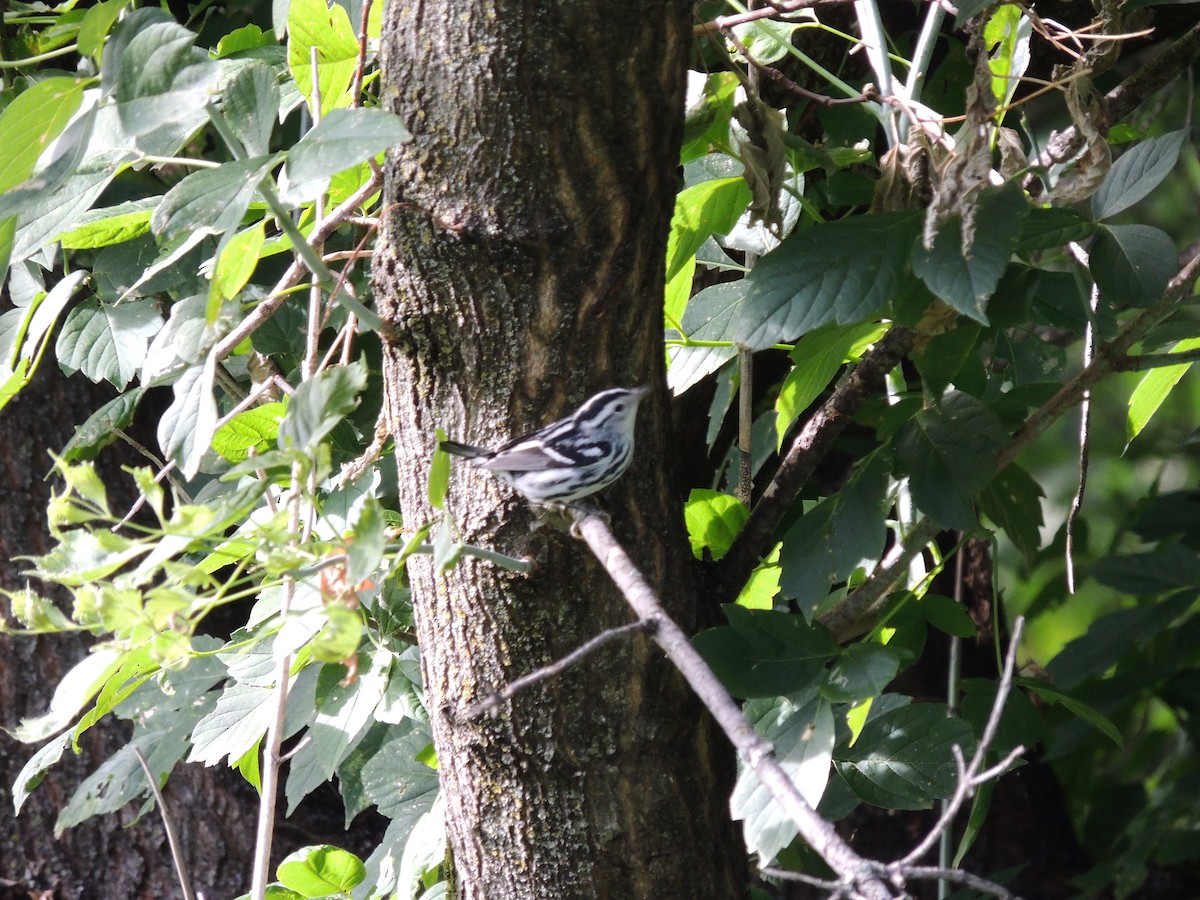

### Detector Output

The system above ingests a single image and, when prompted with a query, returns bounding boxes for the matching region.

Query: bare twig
[895,866,1021,900]
[132,745,196,900]
[572,511,895,900]
[892,618,1027,871]
[463,620,657,719]
[726,30,873,107]
[696,0,857,35]
[1065,244,1097,594]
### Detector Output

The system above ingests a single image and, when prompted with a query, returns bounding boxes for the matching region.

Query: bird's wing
[477,437,579,470]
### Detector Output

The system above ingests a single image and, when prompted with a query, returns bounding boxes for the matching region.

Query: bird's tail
[439,439,489,460]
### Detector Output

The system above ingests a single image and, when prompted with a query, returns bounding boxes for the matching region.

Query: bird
[439,386,651,505]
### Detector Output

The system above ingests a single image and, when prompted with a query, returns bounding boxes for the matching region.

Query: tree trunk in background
[0,368,260,900]
[372,2,747,897]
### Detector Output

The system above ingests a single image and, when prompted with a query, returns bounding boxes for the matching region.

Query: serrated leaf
[213,402,286,463]
[281,108,410,204]
[212,222,266,304]
[778,451,890,615]
[978,463,1045,563]
[1092,130,1187,221]
[912,183,1029,322]
[776,320,887,445]
[834,703,974,809]
[685,489,748,561]
[288,0,361,117]
[9,648,124,743]
[157,354,218,479]
[56,297,163,389]
[668,280,742,395]
[104,9,221,137]
[731,695,834,863]
[919,595,978,638]
[347,497,387,585]
[278,845,366,895]
[1016,207,1096,251]
[151,156,277,242]
[893,391,1006,531]
[822,643,901,703]
[1090,224,1177,307]
[224,60,281,158]
[912,318,982,397]
[78,0,134,59]
[666,175,752,282]
[693,605,838,699]
[57,205,154,249]
[1126,336,1200,446]
[278,360,367,452]
[0,78,84,196]
[735,212,920,350]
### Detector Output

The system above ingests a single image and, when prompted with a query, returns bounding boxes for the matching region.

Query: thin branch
[819,517,939,642]
[1034,20,1200,171]
[997,249,1200,474]
[897,866,1021,900]
[726,30,873,107]
[1065,243,1097,594]
[716,326,914,597]
[572,511,895,900]
[696,0,857,35]
[892,618,1027,870]
[1114,348,1200,371]
[132,745,196,900]
[463,620,657,719]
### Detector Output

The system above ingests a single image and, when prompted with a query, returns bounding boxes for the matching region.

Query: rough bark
[372,2,747,897]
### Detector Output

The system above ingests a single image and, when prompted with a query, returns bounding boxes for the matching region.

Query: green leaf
[912,318,982,397]
[735,212,920,350]
[56,297,163,390]
[9,647,124,743]
[919,595,978,639]
[157,354,219,479]
[213,402,286,463]
[1092,130,1187,221]
[104,9,221,137]
[821,643,902,704]
[778,451,890,615]
[666,175,752,282]
[151,156,277,242]
[912,183,1030,322]
[346,497,387,585]
[288,0,361,117]
[984,4,1031,111]
[277,845,366,896]
[278,360,368,452]
[429,428,450,511]
[731,695,834,862]
[978,463,1045,563]
[13,732,72,814]
[776,320,887,446]
[0,78,84,196]
[834,703,974,809]
[692,605,839,699]
[684,489,748,561]
[1016,677,1123,747]
[1126,337,1200,447]
[57,202,154,249]
[224,60,281,158]
[212,222,266,304]
[281,107,410,203]
[893,391,1007,531]
[1090,224,1177,307]
[77,0,134,59]
[1016,207,1096,251]
[1045,590,1193,689]
[668,280,741,395]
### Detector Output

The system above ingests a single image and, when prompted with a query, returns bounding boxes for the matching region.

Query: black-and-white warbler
[439,386,651,505]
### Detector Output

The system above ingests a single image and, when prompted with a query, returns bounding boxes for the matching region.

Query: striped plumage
[440,386,651,505]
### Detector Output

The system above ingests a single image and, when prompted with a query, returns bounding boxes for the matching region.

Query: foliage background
[0,0,1199,898]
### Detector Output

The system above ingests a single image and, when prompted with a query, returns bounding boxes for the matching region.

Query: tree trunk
[372,2,747,897]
